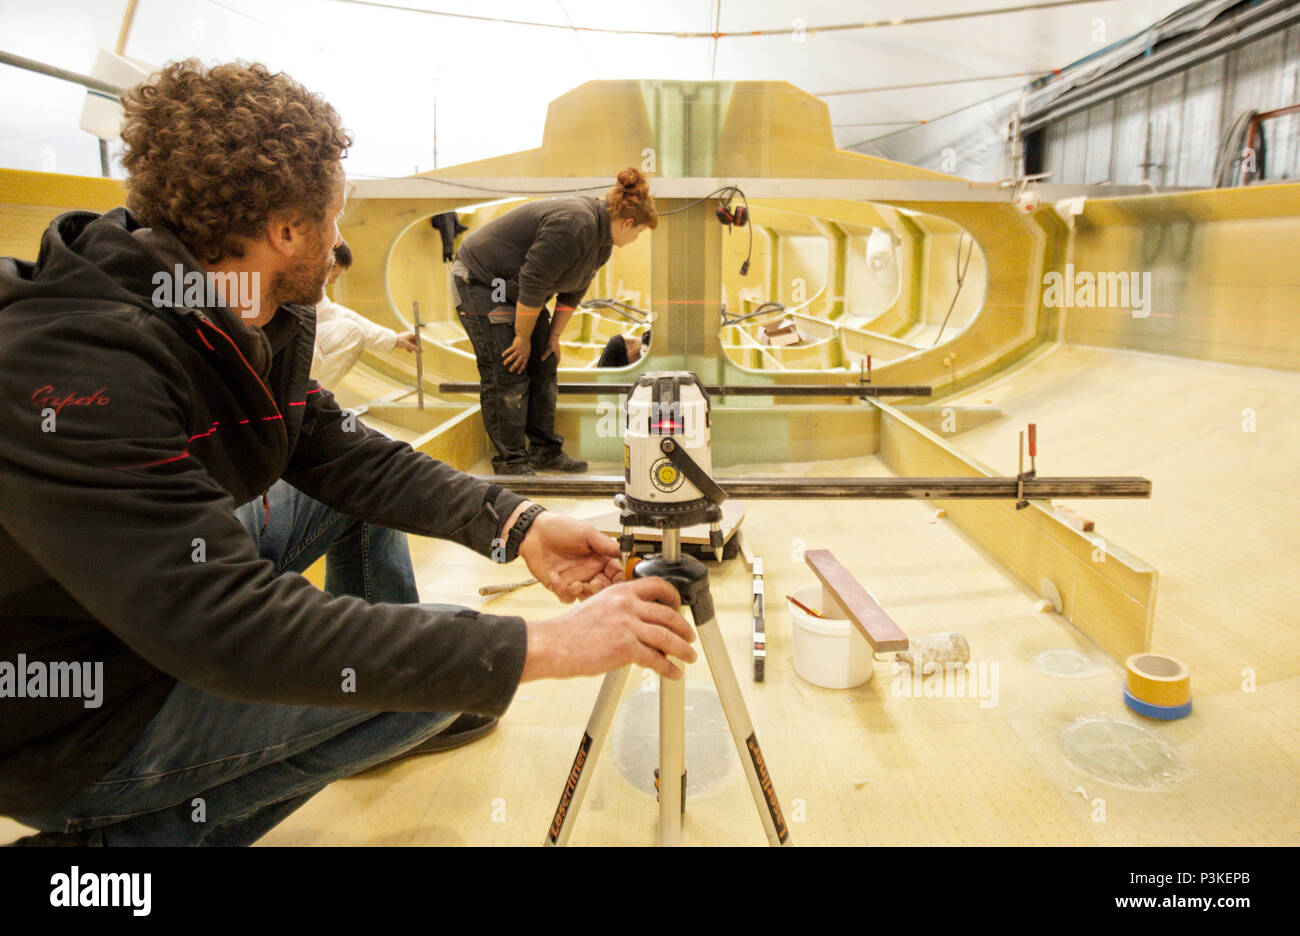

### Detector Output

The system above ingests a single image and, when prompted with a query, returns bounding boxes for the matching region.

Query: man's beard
[270,234,333,308]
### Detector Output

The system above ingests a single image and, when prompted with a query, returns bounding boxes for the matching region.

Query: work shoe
[403,714,499,755]
[528,450,588,473]
[5,829,91,847]
[369,714,500,771]
[493,461,536,476]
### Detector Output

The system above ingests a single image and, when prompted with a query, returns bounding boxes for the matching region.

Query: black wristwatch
[502,503,546,563]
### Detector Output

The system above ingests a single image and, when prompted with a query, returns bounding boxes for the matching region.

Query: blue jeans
[13,481,460,846]
[238,478,421,604]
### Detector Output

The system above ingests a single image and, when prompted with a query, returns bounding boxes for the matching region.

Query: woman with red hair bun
[452,168,657,475]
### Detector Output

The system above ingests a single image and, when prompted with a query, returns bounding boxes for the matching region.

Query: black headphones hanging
[714,186,752,276]
[715,197,748,228]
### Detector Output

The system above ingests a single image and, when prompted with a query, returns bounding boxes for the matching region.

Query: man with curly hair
[0,60,695,845]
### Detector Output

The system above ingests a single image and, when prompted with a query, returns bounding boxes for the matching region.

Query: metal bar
[544,665,631,846]
[658,667,684,846]
[1017,430,1026,507]
[661,526,681,564]
[692,596,789,846]
[413,301,424,410]
[349,176,1174,203]
[655,530,686,842]
[481,475,1152,499]
[657,527,684,846]
[752,556,765,682]
[441,382,932,397]
[0,49,124,97]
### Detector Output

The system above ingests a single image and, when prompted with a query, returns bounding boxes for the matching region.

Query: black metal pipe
[480,475,1151,499]
[441,382,932,397]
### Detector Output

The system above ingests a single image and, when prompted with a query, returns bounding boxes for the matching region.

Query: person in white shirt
[313,241,419,387]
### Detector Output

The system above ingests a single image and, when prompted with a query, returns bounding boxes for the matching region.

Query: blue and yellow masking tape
[1124,653,1192,720]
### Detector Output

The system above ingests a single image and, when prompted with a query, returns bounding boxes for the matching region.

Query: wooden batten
[803,548,910,651]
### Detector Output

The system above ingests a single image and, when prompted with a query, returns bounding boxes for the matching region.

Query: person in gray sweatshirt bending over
[452,169,657,475]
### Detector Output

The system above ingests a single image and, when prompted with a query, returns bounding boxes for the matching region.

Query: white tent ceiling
[1,0,1193,178]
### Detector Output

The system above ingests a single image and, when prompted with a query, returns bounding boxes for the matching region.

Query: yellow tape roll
[1125,653,1191,708]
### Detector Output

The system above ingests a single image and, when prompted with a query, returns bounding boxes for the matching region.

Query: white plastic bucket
[788,584,873,689]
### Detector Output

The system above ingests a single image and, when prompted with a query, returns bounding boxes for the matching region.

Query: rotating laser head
[624,372,722,521]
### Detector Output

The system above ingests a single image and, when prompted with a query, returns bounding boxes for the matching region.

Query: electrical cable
[738,188,753,276]
[398,175,613,197]
[396,178,754,279]
[931,230,974,346]
[659,185,753,275]
[579,298,649,324]
[655,185,744,216]
[331,0,1104,40]
[394,178,759,277]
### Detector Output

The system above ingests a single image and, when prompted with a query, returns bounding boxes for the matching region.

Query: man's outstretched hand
[518,511,623,602]
[521,577,697,682]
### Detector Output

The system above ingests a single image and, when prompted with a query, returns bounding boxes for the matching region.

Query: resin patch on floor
[1036,650,1105,678]
[1060,717,1185,791]
[611,679,735,799]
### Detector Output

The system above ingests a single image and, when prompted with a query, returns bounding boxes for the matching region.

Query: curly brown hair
[120,59,353,264]
[606,167,658,230]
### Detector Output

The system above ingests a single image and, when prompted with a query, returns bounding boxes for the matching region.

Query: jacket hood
[0,207,306,374]
[0,208,159,314]
[0,207,315,501]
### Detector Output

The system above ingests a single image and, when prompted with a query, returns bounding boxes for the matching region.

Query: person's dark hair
[605,168,658,230]
[120,59,353,264]
[597,333,629,368]
[333,241,353,269]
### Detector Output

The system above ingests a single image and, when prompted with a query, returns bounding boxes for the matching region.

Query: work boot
[493,461,536,476]
[5,830,91,847]
[368,714,500,771]
[528,450,588,473]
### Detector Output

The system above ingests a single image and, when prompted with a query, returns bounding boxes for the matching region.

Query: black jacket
[0,208,529,814]
[431,211,468,263]
[455,197,613,310]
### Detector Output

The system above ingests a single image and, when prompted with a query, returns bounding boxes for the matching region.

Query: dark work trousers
[453,276,564,471]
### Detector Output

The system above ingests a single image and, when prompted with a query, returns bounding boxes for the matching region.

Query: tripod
[545,515,790,846]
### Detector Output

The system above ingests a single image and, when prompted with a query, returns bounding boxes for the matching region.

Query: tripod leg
[658,667,685,845]
[691,590,791,845]
[544,665,631,846]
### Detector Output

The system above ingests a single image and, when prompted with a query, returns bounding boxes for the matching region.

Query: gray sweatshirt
[455,196,613,313]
